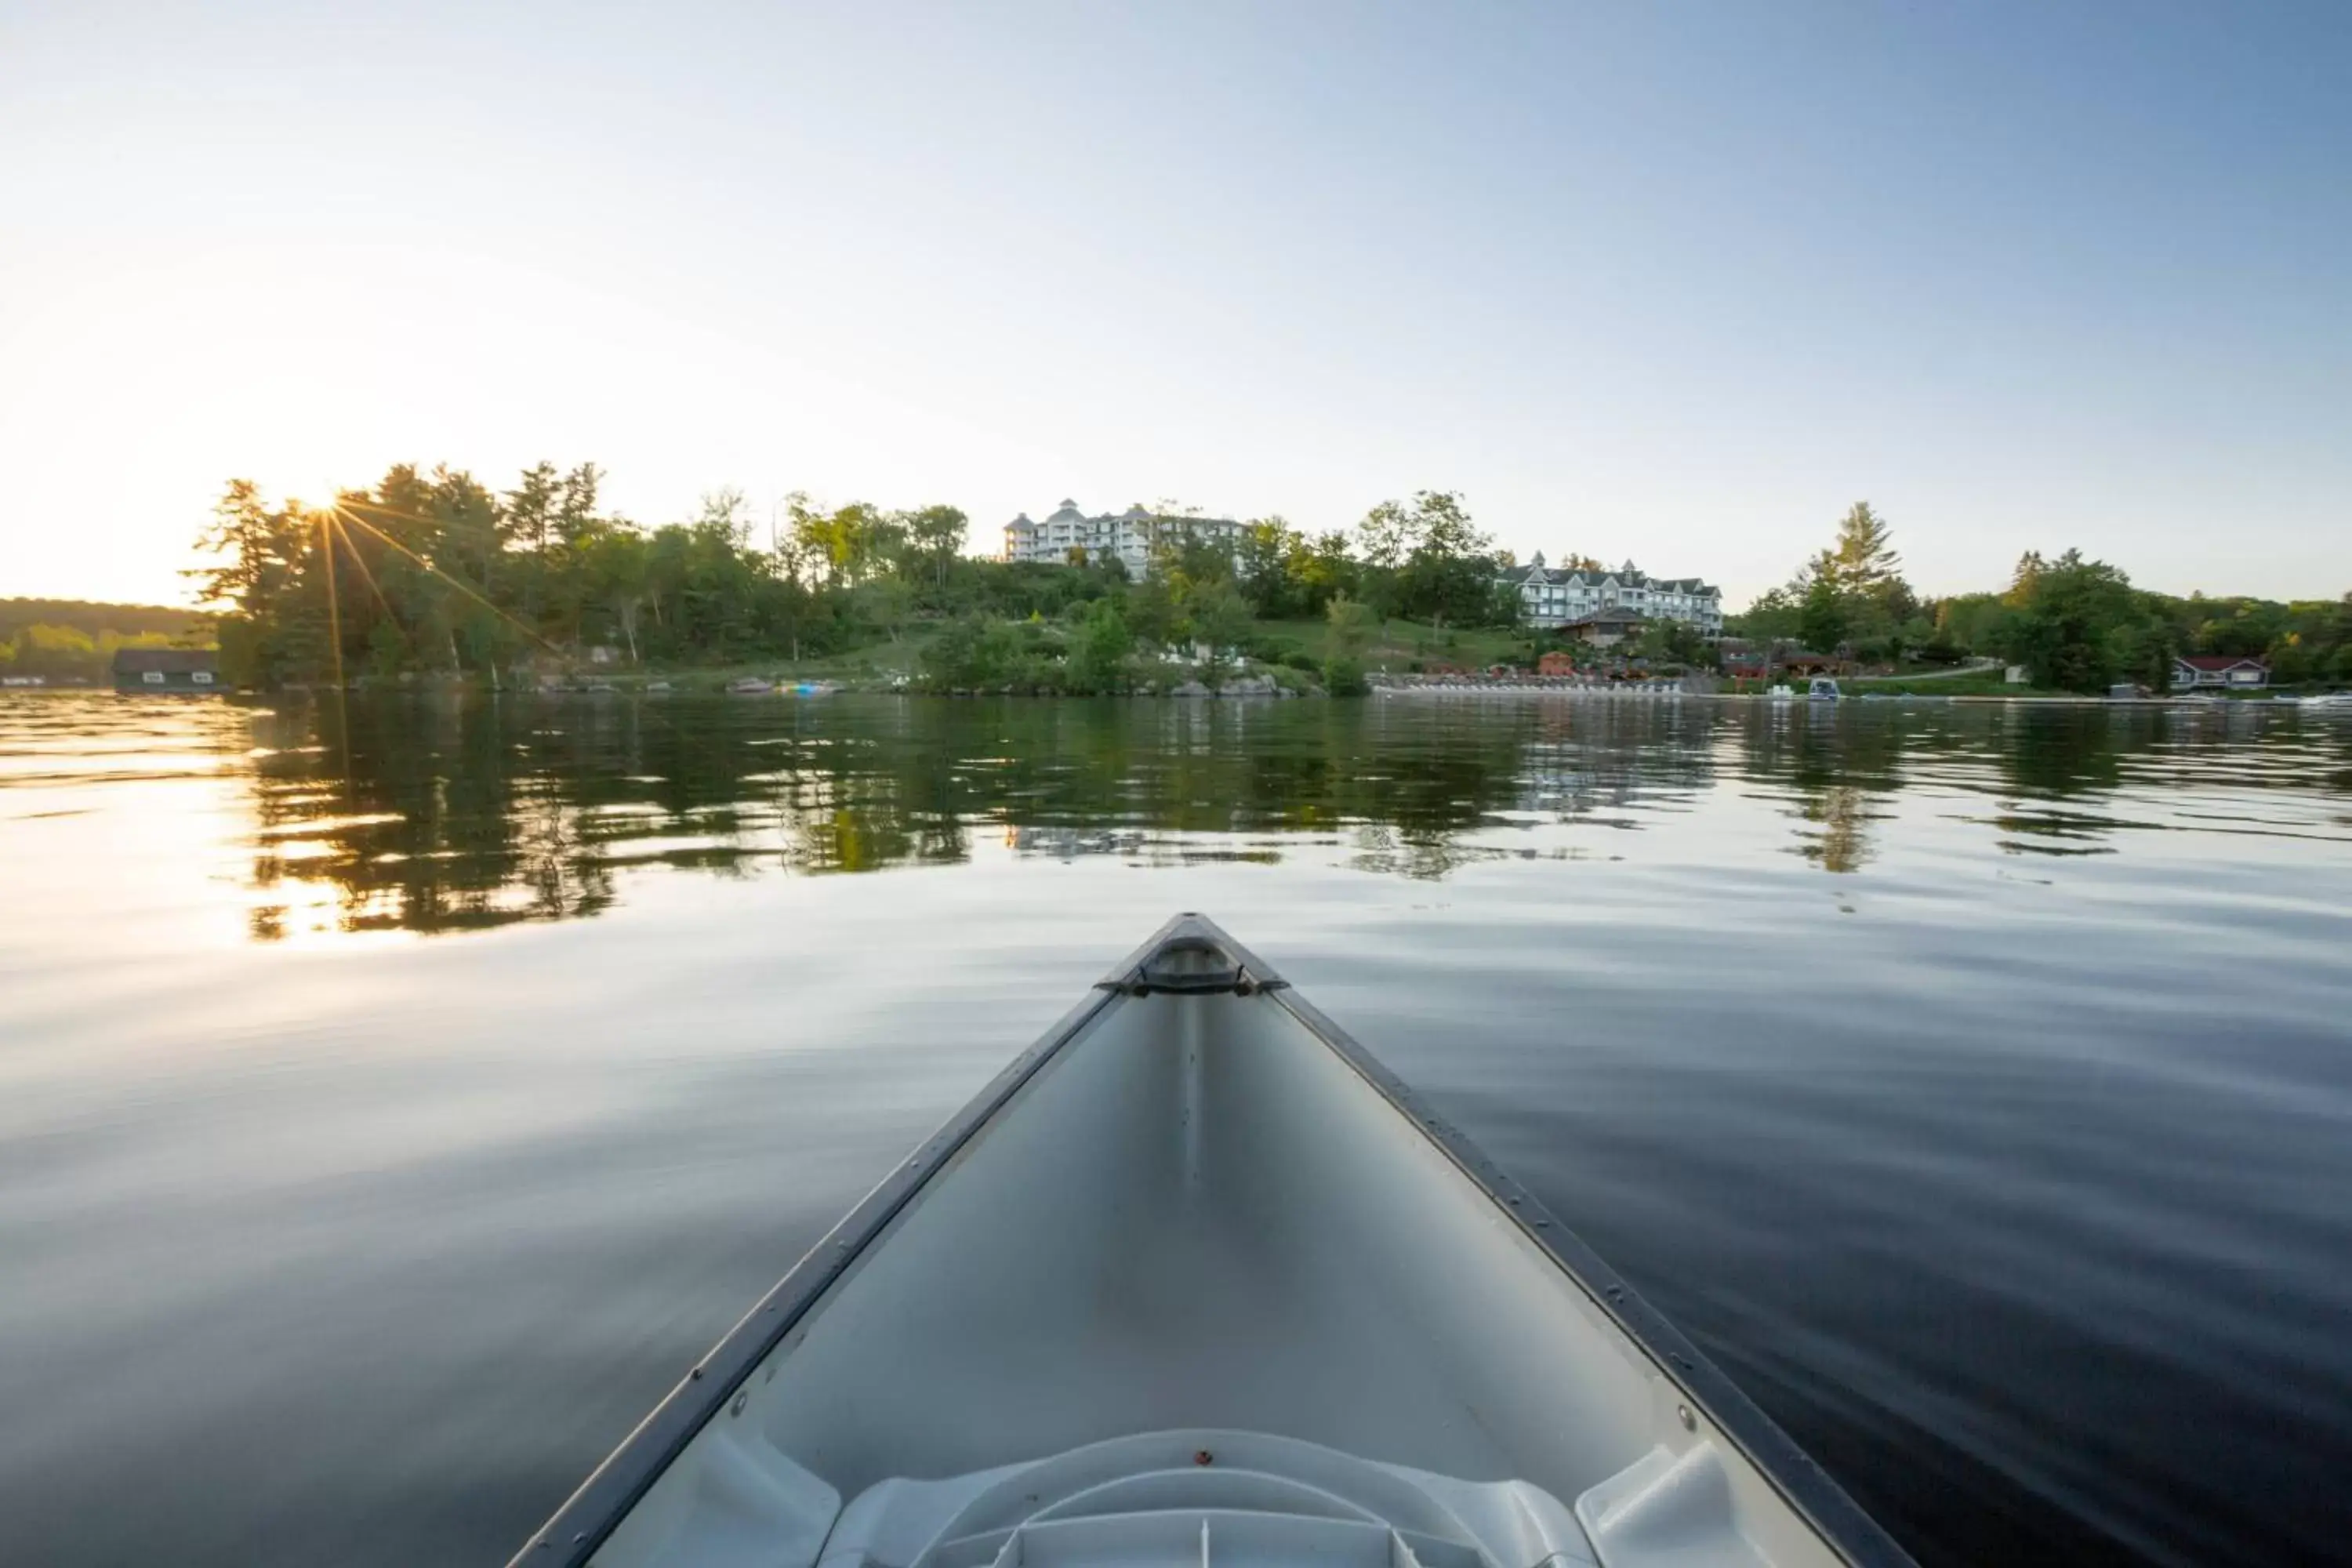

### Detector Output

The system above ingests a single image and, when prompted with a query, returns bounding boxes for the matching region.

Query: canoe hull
[511,916,1915,1568]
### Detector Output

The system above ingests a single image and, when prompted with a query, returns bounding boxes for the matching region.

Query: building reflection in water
[227,692,2334,940]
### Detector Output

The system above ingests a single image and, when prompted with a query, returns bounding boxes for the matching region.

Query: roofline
[1504,568,1720,594]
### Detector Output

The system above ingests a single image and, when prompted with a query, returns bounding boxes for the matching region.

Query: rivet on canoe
[1678,1403,1696,1432]
[1194,1449,1214,1466]
[731,1389,749,1417]
[689,1367,703,1380]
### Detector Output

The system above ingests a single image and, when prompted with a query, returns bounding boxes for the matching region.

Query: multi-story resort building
[1002,499,1243,575]
[1497,555,1724,637]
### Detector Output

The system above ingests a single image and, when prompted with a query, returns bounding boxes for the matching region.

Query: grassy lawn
[624,624,946,688]
[1250,617,1533,672]
[1843,670,2031,696]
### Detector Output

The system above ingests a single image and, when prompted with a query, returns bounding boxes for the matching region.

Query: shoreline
[9,671,2332,709]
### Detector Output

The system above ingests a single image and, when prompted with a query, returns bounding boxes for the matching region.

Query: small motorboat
[514,916,1915,1568]
[1807,677,1842,702]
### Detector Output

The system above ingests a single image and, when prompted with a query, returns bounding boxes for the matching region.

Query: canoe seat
[815,1429,1599,1568]
[1573,1443,1774,1568]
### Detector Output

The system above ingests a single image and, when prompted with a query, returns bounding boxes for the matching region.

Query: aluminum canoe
[512,915,1916,1568]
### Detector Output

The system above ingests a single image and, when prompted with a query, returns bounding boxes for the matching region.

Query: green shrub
[919,615,1030,689]
[1246,633,1302,664]
[1322,656,1369,696]
[1065,599,1134,693]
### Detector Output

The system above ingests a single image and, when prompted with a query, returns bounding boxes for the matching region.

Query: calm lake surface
[2,691,2347,1566]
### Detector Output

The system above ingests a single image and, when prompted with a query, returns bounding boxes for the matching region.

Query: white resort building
[1496,556,1724,637]
[1002,499,1243,575]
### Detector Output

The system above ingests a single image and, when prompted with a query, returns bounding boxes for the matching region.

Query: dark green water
[2,691,2347,1566]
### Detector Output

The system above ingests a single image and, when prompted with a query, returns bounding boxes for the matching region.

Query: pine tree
[1830,503,1900,594]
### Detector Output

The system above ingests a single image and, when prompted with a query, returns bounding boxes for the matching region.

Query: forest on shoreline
[9,466,2344,695]
[182,467,1523,695]
[0,598,211,684]
[1732,503,2350,691]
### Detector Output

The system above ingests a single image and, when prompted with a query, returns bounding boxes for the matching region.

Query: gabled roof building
[1003,500,1242,575]
[2172,655,2269,690]
[112,647,221,693]
[1497,556,1722,636]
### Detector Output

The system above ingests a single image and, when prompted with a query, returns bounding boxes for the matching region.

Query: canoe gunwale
[506,974,1124,1567]
[507,913,1918,1568]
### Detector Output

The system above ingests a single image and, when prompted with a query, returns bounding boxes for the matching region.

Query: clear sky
[2,1,2346,608]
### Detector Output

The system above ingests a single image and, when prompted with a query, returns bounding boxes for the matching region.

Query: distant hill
[0,598,211,641]
[0,598,214,683]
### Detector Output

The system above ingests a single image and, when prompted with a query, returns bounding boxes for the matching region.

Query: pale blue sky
[2,1,2345,607]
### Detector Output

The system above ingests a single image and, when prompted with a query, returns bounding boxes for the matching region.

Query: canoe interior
[532,920,1907,1568]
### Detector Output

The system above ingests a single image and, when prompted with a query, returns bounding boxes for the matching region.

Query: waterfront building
[1002,499,1242,575]
[1558,606,1650,648]
[111,648,220,693]
[1497,556,1723,636]
[2172,655,2269,690]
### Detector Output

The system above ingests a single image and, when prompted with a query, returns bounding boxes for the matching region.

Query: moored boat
[514,916,1916,1568]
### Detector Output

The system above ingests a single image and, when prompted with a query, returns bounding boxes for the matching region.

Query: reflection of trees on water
[245,698,621,935]
[1999,708,2128,798]
[231,693,2341,939]
[1793,786,1881,873]
[238,695,1691,936]
[1734,704,1904,875]
[1987,710,2196,855]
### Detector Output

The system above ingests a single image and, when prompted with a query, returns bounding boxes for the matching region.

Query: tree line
[0,599,208,682]
[178,472,2352,695]
[1731,503,2351,691]
[187,468,1526,691]
[0,623,174,682]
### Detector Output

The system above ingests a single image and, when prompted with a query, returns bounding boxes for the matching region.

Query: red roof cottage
[2172,655,2269,691]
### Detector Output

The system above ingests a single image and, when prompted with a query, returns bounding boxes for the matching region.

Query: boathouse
[112,648,221,693]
